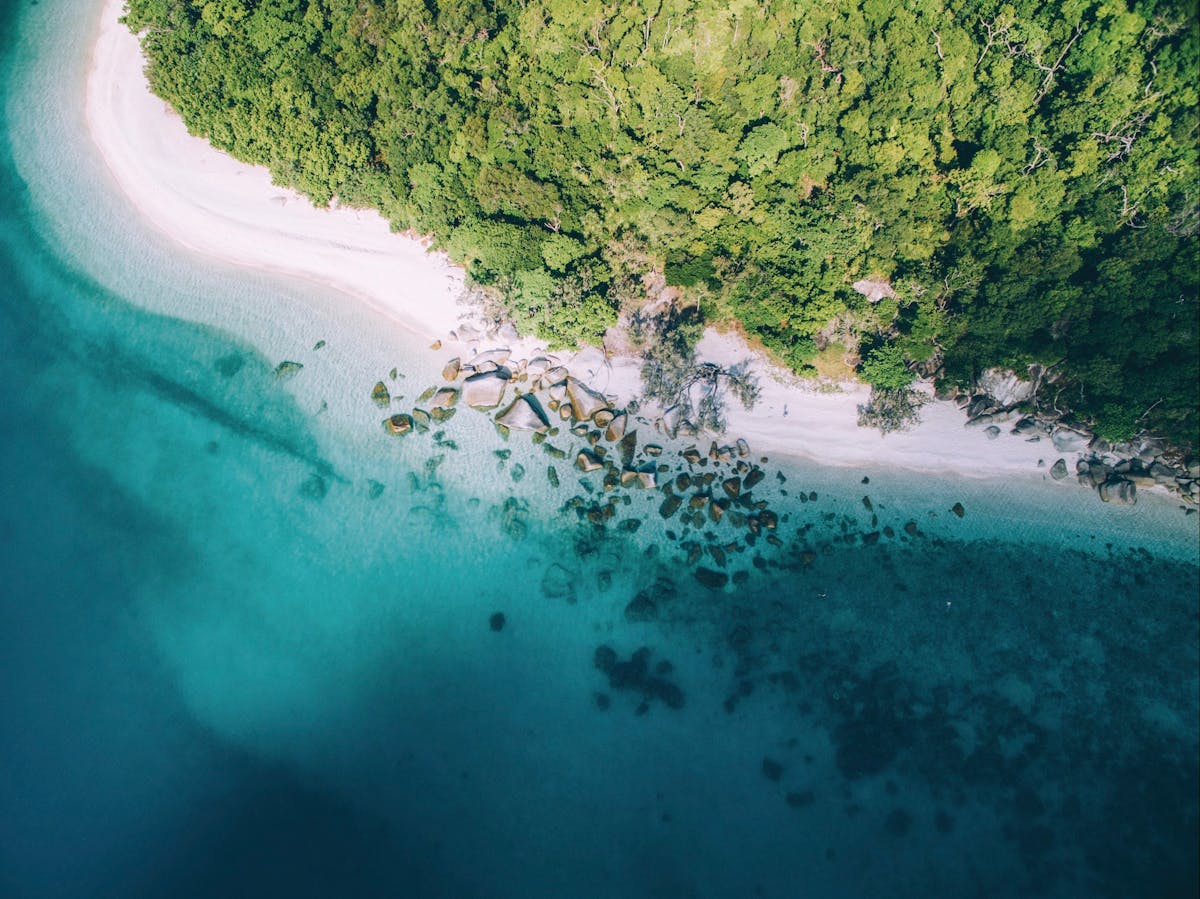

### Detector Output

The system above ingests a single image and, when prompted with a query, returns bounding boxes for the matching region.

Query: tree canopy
[125,0,1200,447]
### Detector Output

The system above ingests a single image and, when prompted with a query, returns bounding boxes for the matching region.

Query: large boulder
[462,371,509,409]
[471,347,511,367]
[624,592,658,622]
[977,368,1034,408]
[1052,427,1091,453]
[1076,459,1112,488]
[1150,462,1181,486]
[1050,459,1068,480]
[965,411,1014,429]
[384,413,414,435]
[605,412,628,442]
[1098,477,1137,505]
[430,387,459,409]
[496,394,551,432]
[543,366,570,387]
[565,377,610,422]
[575,449,604,472]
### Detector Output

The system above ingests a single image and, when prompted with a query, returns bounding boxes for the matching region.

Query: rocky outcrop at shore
[955,366,1197,509]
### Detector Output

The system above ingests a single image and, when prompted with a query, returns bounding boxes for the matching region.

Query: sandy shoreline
[85,0,1073,479]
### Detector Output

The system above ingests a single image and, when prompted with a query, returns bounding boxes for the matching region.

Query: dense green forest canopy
[125,0,1199,447]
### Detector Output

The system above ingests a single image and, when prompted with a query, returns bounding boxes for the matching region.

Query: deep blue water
[1,2,1197,897]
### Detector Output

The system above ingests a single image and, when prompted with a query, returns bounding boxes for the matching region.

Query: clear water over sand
[1,2,1196,897]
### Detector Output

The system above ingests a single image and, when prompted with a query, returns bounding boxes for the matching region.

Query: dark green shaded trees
[125,0,1200,447]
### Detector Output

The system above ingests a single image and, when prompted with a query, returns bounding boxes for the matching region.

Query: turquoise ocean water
[1,2,1197,897]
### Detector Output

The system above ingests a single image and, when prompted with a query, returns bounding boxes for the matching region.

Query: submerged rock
[660,494,683,518]
[541,563,577,601]
[1050,458,1068,480]
[371,381,391,407]
[430,387,459,409]
[300,474,328,500]
[593,644,685,710]
[489,612,506,632]
[618,431,638,468]
[624,592,658,622]
[274,360,303,381]
[385,413,414,435]
[694,567,728,590]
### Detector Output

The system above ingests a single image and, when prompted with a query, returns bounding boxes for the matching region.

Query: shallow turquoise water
[1,2,1197,897]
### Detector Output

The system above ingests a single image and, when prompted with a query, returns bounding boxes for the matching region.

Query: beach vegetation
[124,0,1200,448]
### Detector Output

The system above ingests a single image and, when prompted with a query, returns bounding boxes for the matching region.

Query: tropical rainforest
[123,0,1199,447]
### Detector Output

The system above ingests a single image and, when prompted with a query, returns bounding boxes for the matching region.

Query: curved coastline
[82,0,1124,484]
[84,0,465,340]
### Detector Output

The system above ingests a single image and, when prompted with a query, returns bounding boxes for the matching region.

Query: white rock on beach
[496,394,551,432]
[977,368,1034,409]
[462,371,509,409]
[564,377,610,422]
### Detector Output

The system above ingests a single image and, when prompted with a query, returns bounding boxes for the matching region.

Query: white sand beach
[85,0,1072,479]
[85,0,464,338]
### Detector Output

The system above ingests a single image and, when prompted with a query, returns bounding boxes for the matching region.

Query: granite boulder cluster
[380,343,795,588]
[954,368,1198,510]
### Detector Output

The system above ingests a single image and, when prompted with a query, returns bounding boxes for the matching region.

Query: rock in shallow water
[1098,477,1137,505]
[575,449,604,473]
[462,371,509,409]
[624,592,658,622]
[541,563,576,601]
[496,394,550,432]
[384,413,414,435]
[564,377,611,422]
[694,567,728,589]
[274,360,303,381]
